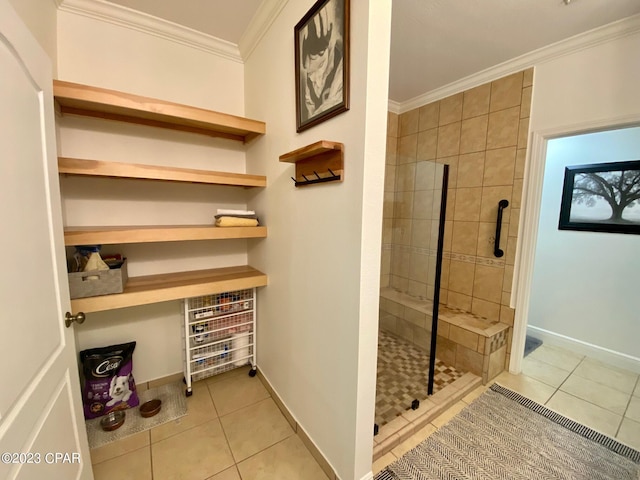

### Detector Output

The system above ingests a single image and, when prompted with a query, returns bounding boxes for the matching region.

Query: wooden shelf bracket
[279,140,344,187]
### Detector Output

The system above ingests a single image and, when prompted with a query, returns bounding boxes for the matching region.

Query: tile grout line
[616,374,640,437]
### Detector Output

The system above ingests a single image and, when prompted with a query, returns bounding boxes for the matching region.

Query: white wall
[8,0,57,70]
[516,28,640,371]
[529,127,640,361]
[244,1,392,479]
[56,10,251,382]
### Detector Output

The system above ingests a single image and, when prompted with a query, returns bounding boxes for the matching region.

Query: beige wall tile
[457,152,485,188]
[411,219,431,248]
[454,187,482,221]
[448,260,475,296]
[449,325,479,351]
[408,280,428,301]
[483,146,516,187]
[486,107,520,149]
[480,186,512,223]
[506,236,517,266]
[459,115,488,154]
[384,164,396,193]
[509,209,520,237]
[408,252,429,283]
[413,191,434,220]
[398,134,418,163]
[379,312,397,333]
[471,298,500,322]
[439,93,463,125]
[502,265,514,293]
[415,160,437,190]
[436,123,461,158]
[440,258,450,290]
[439,289,449,304]
[462,84,491,119]
[394,190,414,219]
[501,291,511,307]
[512,178,523,208]
[397,318,414,343]
[395,163,416,191]
[417,128,438,161]
[438,319,450,339]
[448,291,472,311]
[391,248,411,278]
[490,72,523,112]
[523,67,534,87]
[500,306,515,326]
[388,111,399,137]
[399,109,419,136]
[442,220,453,250]
[477,336,486,354]
[436,334,457,365]
[472,264,504,303]
[386,136,398,165]
[392,219,412,246]
[451,221,479,255]
[404,305,428,329]
[520,86,532,119]
[456,345,484,376]
[391,275,409,292]
[514,148,526,179]
[476,222,495,258]
[518,117,530,149]
[445,191,456,221]
[383,191,395,219]
[419,102,440,130]
[380,250,391,277]
[488,346,506,380]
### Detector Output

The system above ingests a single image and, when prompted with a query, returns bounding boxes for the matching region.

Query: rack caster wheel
[185,388,193,397]
[248,367,257,377]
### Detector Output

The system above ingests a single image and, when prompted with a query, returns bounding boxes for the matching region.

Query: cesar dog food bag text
[80,342,139,419]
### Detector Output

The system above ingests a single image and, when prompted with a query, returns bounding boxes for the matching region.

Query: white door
[0,1,92,479]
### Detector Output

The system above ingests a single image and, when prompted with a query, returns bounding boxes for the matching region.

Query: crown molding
[58,0,243,63]
[387,99,401,115]
[394,13,640,114]
[239,0,289,61]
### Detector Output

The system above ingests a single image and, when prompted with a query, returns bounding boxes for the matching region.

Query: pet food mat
[86,381,187,450]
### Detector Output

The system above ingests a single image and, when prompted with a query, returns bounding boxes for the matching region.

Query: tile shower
[376,69,533,427]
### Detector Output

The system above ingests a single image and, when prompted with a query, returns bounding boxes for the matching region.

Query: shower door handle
[494,199,509,258]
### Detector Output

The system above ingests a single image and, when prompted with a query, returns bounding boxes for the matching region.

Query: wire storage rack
[182,288,256,396]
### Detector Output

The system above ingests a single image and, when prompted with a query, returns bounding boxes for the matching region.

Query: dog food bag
[79,342,139,419]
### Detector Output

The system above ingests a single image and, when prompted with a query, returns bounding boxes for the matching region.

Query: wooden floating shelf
[279,140,344,187]
[70,265,267,313]
[58,157,266,188]
[53,80,266,143]
[64,225,267,246]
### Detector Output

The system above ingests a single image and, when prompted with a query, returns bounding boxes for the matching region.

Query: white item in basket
[232,332,250,367]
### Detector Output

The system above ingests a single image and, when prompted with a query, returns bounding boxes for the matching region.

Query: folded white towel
[216,208,255,216]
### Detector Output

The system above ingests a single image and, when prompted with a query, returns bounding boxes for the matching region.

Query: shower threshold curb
[372,372,482,462]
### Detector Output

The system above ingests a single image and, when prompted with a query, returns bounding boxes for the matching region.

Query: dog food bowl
[140,399,162,418]
[100,410,125,431]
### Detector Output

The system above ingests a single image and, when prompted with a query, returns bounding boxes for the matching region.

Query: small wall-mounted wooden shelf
[53,80,266,143]
[279,140,344,187]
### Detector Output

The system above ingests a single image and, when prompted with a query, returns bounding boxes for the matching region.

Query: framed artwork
[294,0,350,132]
[558,160,640,234]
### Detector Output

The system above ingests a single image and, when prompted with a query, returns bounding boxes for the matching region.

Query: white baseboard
[527,325,640,374]
[358,473,374,480]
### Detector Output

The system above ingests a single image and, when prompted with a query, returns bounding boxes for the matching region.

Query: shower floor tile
[376,329,465,426]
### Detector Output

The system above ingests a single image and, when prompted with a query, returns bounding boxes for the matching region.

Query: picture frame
[294,0,350,133]
[558,160,640,234]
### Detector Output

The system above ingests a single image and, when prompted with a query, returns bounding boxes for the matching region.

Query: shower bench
[379,287,510,384]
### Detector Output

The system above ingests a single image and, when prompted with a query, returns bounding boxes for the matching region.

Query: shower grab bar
[494,199,509,258]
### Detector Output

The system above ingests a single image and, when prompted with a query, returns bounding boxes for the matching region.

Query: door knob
[65,311,86,328]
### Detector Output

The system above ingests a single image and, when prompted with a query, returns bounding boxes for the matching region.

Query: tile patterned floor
[375,329,464,426]
[90,367,329,480]
[373,343,640,475]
